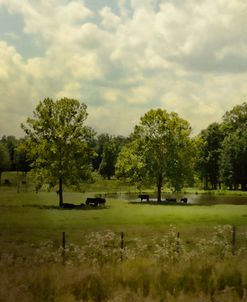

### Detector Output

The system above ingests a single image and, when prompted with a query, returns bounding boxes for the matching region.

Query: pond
[103,192,247,205]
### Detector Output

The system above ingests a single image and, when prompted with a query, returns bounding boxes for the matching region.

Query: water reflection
[103,192,247,205]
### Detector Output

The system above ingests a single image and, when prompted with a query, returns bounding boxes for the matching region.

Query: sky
[1,0,247,138]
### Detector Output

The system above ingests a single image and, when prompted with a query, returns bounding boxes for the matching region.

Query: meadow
[1,173,247,301]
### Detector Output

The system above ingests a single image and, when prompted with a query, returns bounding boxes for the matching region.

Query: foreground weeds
[1,226,247,301]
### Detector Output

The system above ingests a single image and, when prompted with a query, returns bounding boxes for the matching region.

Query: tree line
[0,136,31,184]
[1,97,247,205]
[197,103,247,191]
[0,127,128,185]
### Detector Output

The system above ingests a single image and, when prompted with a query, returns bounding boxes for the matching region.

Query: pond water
[103,192,247,205]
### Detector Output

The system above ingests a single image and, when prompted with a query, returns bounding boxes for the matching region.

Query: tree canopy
[2,99,247,194]
[98,135,127,180]
[219,102,247,190]
[195,102,247,191]
[1,135,18,171]
[116,109,195,201]
[21,97,95,206]
[197,123,224,189]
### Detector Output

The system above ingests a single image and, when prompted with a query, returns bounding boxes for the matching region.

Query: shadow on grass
[128,201,213,206]
[22,204,109,210]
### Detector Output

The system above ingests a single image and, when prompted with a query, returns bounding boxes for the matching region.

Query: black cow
[138,194,150,202]
[180,198,188,204]
[86,197,106,206]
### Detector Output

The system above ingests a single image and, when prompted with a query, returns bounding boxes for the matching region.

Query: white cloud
[1,0,247,137]
[100,6,121,29]
[0,42,37,136]
[130,0,159,11]
[0,0,93,42]
[102,90,118,103]
[128,85,155,104]
[118,0,129,18]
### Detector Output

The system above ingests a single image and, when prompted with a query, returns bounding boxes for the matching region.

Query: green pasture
[1,180,247,301]
[1,171,247,251]
[1,186,247,247]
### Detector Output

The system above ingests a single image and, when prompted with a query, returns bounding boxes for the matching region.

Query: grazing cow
[138,194,150,202]
[180,198,188,204]
[86,197,106,206]
[165,198,177,203]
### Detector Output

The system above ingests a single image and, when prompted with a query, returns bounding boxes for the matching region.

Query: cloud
[0,0,93,40]
[100,6,121,29]
[1,0,247,137]
[0,42,36,136]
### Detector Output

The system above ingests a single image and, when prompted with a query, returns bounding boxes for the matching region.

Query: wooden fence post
[62,231,66,264]
[232,225,236,255]
[120,232,124,262]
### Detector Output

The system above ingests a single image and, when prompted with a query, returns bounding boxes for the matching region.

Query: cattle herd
[138,194,188,204]
[62,197,106,209]
[61,195,188,209]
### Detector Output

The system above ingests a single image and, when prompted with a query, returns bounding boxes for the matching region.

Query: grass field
[1,188,247,240]
[1,174,247,301]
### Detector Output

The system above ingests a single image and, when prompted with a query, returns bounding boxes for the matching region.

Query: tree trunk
[0,171,1,185]
[59,177,63,207]
[204,176,209,190]
[157,173,162,203]
[157,184,162,203]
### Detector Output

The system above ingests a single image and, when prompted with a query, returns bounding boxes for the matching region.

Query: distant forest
[1,101,247,192]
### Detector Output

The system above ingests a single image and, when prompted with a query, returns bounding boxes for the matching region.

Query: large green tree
[116,109,195,202]
[221,102,247,133]
[197,123,224,189]
[220,103,247,190]
[21,97,95,206]
[220,129,247,190]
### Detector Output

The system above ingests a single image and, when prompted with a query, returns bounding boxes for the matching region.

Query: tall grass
[1,226,247,301]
